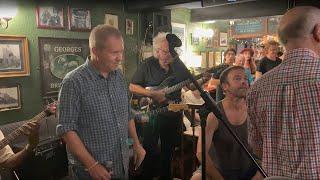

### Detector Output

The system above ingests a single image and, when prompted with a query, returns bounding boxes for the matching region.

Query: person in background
[253,44,265,62]
[234,54,254,85]
[248,6,320,179]
[240,48,256,75]
[57,24,145,180]
[0,122,39,168]
[181,88,204,130]
[191,66,256,180]
[255,40,282,80]
[207,48,236,101]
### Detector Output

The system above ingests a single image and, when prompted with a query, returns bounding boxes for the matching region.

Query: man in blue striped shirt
[57,24,145,180]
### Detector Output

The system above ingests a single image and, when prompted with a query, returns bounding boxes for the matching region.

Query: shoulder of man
[62,63,87,83]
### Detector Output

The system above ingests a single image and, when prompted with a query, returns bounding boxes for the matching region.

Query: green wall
[0,0,139,124]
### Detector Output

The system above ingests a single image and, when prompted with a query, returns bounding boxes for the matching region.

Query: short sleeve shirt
[257,57,282,74]
[0,130,14,164]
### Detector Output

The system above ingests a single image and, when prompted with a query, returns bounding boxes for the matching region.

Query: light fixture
[203,20,216,24]
[0,1,18,29]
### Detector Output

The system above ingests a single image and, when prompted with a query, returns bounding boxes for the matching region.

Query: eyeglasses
[158,48,170,55]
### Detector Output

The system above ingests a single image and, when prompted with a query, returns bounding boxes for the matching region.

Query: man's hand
[21,122,40,149]
[251,171,263,180]
[150,90,166,103]
[88,163,112,180]
[133,144,146,170]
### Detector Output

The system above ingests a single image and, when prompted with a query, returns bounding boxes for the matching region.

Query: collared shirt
[0,130,14,164]
[247,48,320,179]
[57,58,131,178]
[131,56,189,101]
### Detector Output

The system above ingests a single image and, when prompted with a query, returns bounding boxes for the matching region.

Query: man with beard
[191,66,256,180]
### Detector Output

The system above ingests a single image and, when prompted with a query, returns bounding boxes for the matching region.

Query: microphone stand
[179,61,268,180]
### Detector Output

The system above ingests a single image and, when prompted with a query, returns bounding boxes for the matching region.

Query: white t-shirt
[0,130,14,164]
[181,90,204,130]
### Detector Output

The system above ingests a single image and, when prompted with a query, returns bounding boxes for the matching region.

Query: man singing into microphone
[129,32,191,179]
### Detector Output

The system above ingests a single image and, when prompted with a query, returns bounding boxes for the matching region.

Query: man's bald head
[278,6,320,45]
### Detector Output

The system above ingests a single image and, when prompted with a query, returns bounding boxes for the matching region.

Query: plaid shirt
[57,59,131,178]
[247,48,320,179]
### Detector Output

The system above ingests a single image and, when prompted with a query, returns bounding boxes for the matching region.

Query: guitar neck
[165,79,191,95]
[165,77,205,95]
[0,111,47,150]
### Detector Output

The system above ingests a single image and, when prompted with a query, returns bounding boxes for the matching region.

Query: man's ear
[221,83,228,93]
[92,47,97,56]
[312,24,320,42]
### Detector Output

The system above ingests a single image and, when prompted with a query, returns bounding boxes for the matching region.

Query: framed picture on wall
[219,32,228,47]
[0,84,21,112]
[0,35,30,78]
[191,33,199,45]
[38,37,89,98]
[126,19,134,35]
[104,14,118,29]
[68,7,91,31]
[36,6,64,29]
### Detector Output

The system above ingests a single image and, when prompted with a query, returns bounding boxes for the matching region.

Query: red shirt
[247,48,320,179]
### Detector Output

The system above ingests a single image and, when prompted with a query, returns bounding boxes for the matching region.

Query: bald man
[247,6,320,179]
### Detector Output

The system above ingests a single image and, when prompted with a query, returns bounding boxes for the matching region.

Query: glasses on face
[158,48,170,55]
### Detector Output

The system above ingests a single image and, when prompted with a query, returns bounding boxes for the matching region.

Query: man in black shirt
[255,40,282,79]
[130,32,190,179]
[207,48,236,101]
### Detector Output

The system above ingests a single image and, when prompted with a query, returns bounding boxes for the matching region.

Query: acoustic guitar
[0,103,56,151]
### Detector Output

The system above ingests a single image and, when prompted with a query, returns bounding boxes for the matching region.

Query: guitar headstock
[168,103,188,112]
[44,101,57,116]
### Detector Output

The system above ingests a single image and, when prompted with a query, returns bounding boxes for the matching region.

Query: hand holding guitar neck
[150,90,166,103]
[23,102,57,151]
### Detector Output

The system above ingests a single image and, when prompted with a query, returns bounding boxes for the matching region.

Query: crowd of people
[0,5,319,180]
[56,5,320,180]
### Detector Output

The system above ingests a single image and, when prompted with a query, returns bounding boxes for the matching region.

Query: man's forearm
[129,84,152,97]
[1,145,32,168]
[128,120,141,146]
[62,131,97,169]
[197,152,224,180]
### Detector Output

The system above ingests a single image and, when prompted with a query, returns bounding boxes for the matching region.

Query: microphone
[166,34,182,58]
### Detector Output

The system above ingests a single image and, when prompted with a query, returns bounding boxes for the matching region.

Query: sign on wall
[38,37,89,98]
[234,18,264,35]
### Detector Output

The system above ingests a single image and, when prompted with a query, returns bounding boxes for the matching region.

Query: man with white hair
[129,32,190,179]
[247,6,320,179]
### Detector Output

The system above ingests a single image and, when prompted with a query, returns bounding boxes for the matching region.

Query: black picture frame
[0,84,21,112]
[68,7,91,31]
[36,6,64,29]
[38,37,89,98]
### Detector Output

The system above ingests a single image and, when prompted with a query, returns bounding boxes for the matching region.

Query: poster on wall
[126,19,134,35]
[38,37,89,98]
